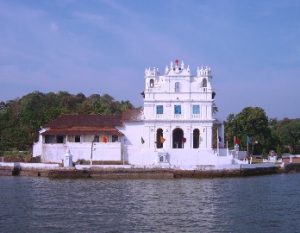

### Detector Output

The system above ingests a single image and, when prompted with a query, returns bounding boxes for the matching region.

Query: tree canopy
[272,118,300,154]
[0,91,134,151]
[225,107,300,155]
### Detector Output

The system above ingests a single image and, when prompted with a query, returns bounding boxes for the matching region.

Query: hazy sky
[1,0,300,120]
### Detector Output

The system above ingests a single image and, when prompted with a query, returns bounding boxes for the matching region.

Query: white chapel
[33,60,235,168]
[120,60,231,167]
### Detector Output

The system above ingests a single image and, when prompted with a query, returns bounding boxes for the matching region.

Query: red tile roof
[42,127,123,136]
[42,114,123,136]
[122,109,142,122]
[44,114,122,128]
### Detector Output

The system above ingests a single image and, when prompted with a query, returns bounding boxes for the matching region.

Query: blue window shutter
[174,105,181,114]
[156,105,163,114]
[192,105,200,114]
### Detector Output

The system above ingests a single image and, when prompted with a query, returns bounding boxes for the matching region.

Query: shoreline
[1,162,299,179]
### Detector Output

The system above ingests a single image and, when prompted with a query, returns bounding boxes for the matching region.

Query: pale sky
[1,0,300,120]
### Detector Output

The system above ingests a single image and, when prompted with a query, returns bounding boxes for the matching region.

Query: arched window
[175,82,180,92]
[150,79,154,88]
[156,128,164,148]
[173,128,184,149]
[193,129,200,148]
[202,78,207,88]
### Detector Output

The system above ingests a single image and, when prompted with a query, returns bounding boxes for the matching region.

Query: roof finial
[165,65,169,74]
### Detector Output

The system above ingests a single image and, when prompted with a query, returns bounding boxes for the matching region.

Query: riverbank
[1,162,300,179]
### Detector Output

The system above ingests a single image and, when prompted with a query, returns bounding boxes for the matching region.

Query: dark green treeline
[0,91,134,151]
[224,107,300,155]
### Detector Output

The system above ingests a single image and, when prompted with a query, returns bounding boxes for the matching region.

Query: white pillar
[220,124,225,148]
[206,126,212,149]
[217,128,219,155]
[64,148,73,167]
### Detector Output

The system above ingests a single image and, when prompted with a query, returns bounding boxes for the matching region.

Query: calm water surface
[1,174,300,233]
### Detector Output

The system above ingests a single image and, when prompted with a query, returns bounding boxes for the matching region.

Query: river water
[0,174,300,233]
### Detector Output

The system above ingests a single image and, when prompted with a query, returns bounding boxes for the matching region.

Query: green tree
[225,107,271,154]
[0,91,134,151]
[268,118,283,155]
[276,119,300,153]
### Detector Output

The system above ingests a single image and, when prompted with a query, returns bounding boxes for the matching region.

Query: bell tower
[142,60,215,150]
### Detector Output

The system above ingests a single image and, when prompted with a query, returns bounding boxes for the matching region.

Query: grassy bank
[0,151,41,163]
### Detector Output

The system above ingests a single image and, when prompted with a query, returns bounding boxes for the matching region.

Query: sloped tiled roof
[42,127,123,136]
[44,114,122,128]
[42,114,124,136]
[122,109,142,122]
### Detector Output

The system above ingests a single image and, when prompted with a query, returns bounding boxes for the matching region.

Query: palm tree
[212,103,218,115]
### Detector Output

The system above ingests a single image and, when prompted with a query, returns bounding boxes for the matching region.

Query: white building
[33,115,124,164]
[33,60,234,168]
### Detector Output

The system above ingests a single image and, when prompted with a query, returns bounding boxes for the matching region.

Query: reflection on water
[1,174,300,233]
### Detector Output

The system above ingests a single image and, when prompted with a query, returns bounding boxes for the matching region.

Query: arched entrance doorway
[173,128,184,148]
[156,128,164,148]
[193,129,200,148]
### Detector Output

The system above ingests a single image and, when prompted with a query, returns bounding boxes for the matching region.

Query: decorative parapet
[197,66,212,77]
[145,67,160,77]
[146,60,212,77]
[164,60,190,75]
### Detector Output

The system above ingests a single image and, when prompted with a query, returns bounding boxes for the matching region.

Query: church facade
[119,60,231,167]
[33,60,233,168]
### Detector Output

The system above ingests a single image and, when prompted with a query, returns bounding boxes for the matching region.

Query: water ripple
[1,174,300,233]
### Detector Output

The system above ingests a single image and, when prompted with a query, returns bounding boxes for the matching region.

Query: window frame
[94,135,99,142]
[75,135,81,143]
[44,135,56,144]
[156,105,164,115]
[192,105,200,114]
[112,135,119,142]
[174,105,182,114]
[56,135,64,144]
[202,78,207,87]
[175,82,180,92]
[150,79,154,88]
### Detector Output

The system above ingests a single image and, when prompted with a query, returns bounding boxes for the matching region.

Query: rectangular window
[156,105,163,114]
[174,105,181,114]
[75,135,80,143]
[192,105,200,114]
[56,135,64,143]
[112,135,118,142]
[45,135,56,144]
[94,135,99,142]
[175,82,180,92]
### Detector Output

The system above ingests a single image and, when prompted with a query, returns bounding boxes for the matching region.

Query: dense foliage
[225,107,300,155]
[0,91,134,151]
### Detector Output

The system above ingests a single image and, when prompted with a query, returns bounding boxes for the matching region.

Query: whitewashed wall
[118,122,144,147]
[42,144,66,163]
[33,132,44,156]
[33,141,42,157]
[0,162,59,169]
[125,146,233,167]
[41,142,122,163]
[126,121,213,151]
